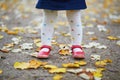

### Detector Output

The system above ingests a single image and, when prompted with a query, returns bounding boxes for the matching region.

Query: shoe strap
[71,45,82,51]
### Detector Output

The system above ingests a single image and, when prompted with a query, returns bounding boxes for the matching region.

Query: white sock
[66,10,83,45]
[40,48,49,52]
[41,10,58,46]
[73,48,83,52]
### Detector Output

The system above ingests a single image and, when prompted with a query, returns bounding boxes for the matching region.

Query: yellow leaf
[14,62,29,70]
[49,68,66,73]
[34,39,41,43]
[95,59,112,68]
[96,68,106,73]
[74,61,87,66]
[1,3,8,10]
[43,65,58,69]
[59,49,70,55]
[62,63,80,68]
[107,36,119,40]
[0,26,8,32]
[6,30,19,35]
[0,35,4,39]
[93,71,103,78]
[0,69,3,74]
[103,0,113,8]
[12,27,25,33]
[4,43,14,48]
[28,60,42,69]
[103,59,112,63]
[95,61,107,68]
[53,74,63,80]
[90,36,98,40]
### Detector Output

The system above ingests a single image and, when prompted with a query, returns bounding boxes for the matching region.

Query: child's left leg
[66,10,85,58]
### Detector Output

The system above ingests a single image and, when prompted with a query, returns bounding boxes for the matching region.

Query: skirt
[36,0,87,10]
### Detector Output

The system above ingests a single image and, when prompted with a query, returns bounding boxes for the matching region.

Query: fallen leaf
[20,43,33,50]
[4,43,14,48]
[83,42,107,49]
[0,69,3,74]
[74,61,87,66]
[95,59,112,68]
[116,41,120,46]
[11,49,22,53]
[0,49,9,53]
[93,71,103,79]
[59,49,71,55]
[91,55,101,61]
[43,65,58,69]
[0,35,4,39]
[6,30,19,35]
[14,62,29,70]
[11,37,22,44]
[79,72,94,80]
[53,74,63,80]
[28,60,42,69]
[112,19,120,23]
[107,36,119,40]
[0,26,8,32]
[97,25,107,32]
[58,44,71,55]
[62,63,80,68]
[49,68,66,73]
[90,36,98,40]
[86,32,95,35]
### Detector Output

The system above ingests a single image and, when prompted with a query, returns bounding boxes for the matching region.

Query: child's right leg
[38,10,58,58]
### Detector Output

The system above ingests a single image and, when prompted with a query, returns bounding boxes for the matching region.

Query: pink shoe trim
[37,45,51,58]
[71,45,85,59]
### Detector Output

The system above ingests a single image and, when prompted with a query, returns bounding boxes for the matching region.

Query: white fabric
[41,10,82,46]
[41,10,57,46]
[67,10,83,45]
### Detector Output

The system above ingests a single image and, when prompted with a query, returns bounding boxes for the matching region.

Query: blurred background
[0,0,120,28]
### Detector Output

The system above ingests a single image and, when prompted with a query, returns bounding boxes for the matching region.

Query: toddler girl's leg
[41,10,58,46]
[37,10,57,58]
[66,10,83,45]
[66,10,85,58]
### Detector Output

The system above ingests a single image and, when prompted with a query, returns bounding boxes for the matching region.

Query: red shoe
[37,45,51,58]
[71,45,85,59]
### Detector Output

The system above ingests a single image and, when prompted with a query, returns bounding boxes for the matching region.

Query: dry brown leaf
[112,19,120,23]
[0,49,9,53]
[78,72,94,80]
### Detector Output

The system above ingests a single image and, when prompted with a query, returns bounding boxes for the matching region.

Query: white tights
[41,10,83,46]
